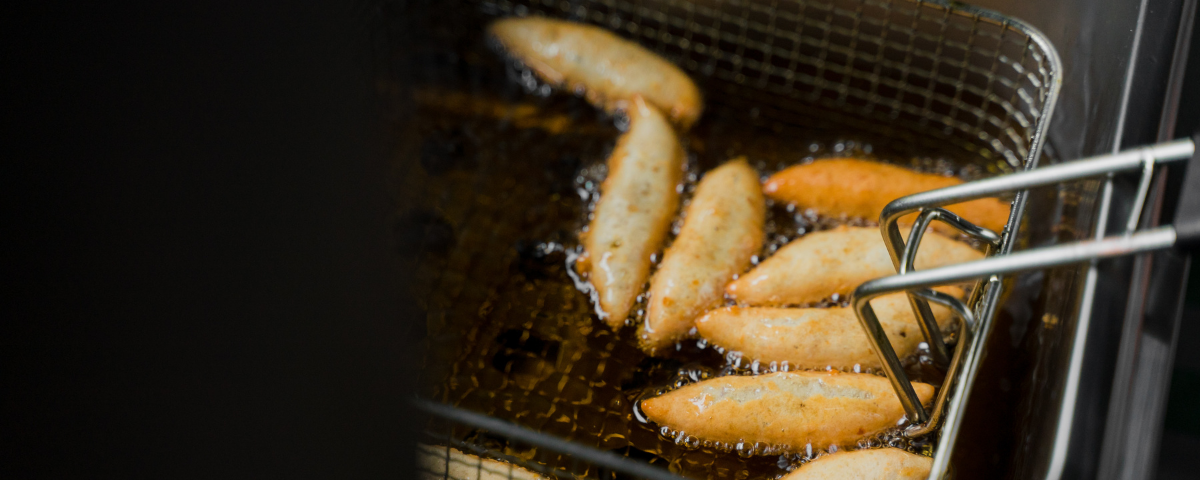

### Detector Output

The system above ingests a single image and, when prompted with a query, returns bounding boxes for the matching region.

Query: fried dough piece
[764,158,1011,233]
[416,444,546,480]
[640,158,765,354]
[781,448,932,480]
[696,287,962,369]
[726,226,981,306]
[581,97,684,327]
[640,371,934,450]
[488,17,703,128]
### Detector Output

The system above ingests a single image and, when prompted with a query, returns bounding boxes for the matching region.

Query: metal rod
[912,287,977,332]
[414,399,685,480]
[904,293,949,368]
[853,227,1178,422]
[1125,151,1156,235]
[905,288,976,437]
[881,139,1192,280]
[855,302,929,423]
[879,139,1194,243]
[903,208,1003,265]
[898,208,1000,368]
[864,226,1177,295]
[900,219,951,367]
[929,276,1005,478]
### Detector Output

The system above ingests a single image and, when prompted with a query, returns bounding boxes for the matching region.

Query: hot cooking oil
[395,39,1008,479]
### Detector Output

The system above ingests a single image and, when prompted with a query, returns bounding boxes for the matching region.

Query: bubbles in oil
[413,38,1001,479]
[613,110,631,132]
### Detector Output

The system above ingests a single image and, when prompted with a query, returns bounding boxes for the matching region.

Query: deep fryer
[384,0,1197,479]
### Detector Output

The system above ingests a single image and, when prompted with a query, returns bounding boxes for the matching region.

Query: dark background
[5,1,415,477]
[2,0,1198,478]
[1158,11,1200,478]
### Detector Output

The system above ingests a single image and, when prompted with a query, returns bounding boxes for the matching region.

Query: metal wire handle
[851,137,1198,475]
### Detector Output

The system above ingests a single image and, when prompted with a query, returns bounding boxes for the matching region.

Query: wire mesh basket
[476,0,1058,169]
[389,0,1061,478]
[417,400,685,479]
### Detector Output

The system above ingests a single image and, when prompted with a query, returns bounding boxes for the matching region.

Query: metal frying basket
[397,0,1062,478]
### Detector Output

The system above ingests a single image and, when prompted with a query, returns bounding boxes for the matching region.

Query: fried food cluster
[481,15,1005,475]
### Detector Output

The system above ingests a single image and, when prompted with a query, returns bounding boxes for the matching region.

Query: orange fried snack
[489,17,703,128]
[696,287,962,370]
[640,158,765,355]
[764,158,1010,233]
[780,448,932,480]
[580,97,683,327]
[640,371,934,450]
[725,226,981,306]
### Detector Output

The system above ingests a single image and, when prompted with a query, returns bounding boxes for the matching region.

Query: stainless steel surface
[1097,249,1193,480]
[1099,1,1200,477]
[1029,2,1196,478]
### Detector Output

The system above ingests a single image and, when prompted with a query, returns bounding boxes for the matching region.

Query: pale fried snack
[764,158,1011,233]
[639,371,935,450]
[780,448,932,480]
[416,444,546,480]
[640,158,765,354]
[488,16,703,128]
[579,97,684,327]
[696,287,962,369]
[726,226,981,306]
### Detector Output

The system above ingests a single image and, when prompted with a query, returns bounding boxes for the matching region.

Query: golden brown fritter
[640,371,934,450]
[780,448,932,480]
[726,226,981,306]
[696,287,962,369]
[764,158,1010,233]
[640,158,765,354]
[580,97,683,327]
[489,17,703,128]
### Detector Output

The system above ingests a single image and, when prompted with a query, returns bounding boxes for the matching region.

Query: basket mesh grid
[418,423,587,479]
[482,0,1055,167]
[389,0,1059,478]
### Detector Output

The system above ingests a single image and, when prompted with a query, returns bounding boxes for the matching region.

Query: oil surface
[393,24,1006,480]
